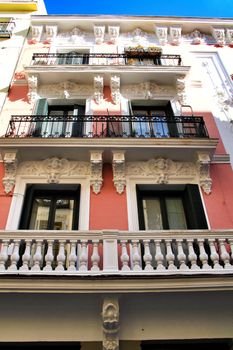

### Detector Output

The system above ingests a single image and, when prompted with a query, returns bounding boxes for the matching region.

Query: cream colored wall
[0,291,232,342]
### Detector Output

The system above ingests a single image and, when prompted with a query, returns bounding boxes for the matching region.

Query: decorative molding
[45,25,57,40]
[212,28,225,46]
[121,81,175,100]
[102,298,120,350]
[27,74,38,104]
[93,75,104,104]
[132,27,148,44]
[94,25,105,44]
[170,27,182,45]
[108,26,120,44]
[112,151,126,194]
[155,26,168,45]
[18,157,90,184]
[176,76,187,104]
[2,150,18,194]
[39,81,93,99]
[212,154,231,164]
[110,75,121,104]
[31,25,43,42]
[226,28,233,45]
[189,30,204,45]
[197,153,212,195]
[90,151,103,194]
[126,156,213,194]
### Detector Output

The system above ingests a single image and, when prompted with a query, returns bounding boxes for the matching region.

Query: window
[32,99,86,138]
[19,185,80,230]
[130,102,177,138]
[137,184,208,230]
[57,50,89,65]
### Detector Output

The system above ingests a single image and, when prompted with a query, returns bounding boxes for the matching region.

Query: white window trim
[6,175,90,231]
[126,178,210,231]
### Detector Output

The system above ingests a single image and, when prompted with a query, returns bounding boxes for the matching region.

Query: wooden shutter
[72,105,85,137]
[33,98,48,137]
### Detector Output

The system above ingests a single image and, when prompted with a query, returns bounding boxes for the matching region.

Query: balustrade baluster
[0,240,9,272]
[155,240,165,271]
[120,240,130,271]
[55,241,66,271]
[19,240,31,272]
[91,240,100,271]
[8,240,20,272]
[177,239,189,270]
[219,239,232,270]
[43,240,54,271]
[209,239,223,270]
[31,241,43,271]
[198,239,211,270]
[143,240,153,271]
[132,240,142,271]
[68,241,77,272]
[79,240,88,271]
[165,239,177,270]
[187,239,200,270]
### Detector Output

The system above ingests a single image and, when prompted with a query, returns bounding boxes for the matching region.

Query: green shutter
[34,98,48,115]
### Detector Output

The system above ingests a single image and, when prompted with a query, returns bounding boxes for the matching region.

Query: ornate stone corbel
[212,28,225,46]
[94,75,104,104]
[45,25,57,41]
[110,75,120,104]
[2,150,18,194]
[31,25,43,42]
[176,76,187,104]
[226,28,233,46]
[102,298,119,350]
[27,74,38,104]
[108,26,120,44]
[170,27,182,45]
[94,25,105,44]
[112,151,126,194]
[197,153,212,195]
[90,151,103,194]
[155,26,168,45]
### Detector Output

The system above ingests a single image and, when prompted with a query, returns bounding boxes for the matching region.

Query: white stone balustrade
[0,230,232,275]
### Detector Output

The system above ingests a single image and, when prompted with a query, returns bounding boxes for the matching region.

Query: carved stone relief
[155,26,168,45]
[126,156,212,194]
[108,26,120,44]
[90,151,103,194]
[94,75,104,104]
[2,150,18,194]
[176,76,187,104]
[27,74,38,103]
[39,81,93,99]
[112,151,126,194]
[121,81,175,100]
[110,75,121,104]
[94,25,105,44]
[102,298,119,350]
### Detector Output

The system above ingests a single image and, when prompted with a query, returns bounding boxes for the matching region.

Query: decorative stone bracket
[102,298,120,350]
[176,76,187,104]
[112,151,126,194]
[27,74,38,104]
[108,26,120,44]
[197,152,212,195]
[2,150,18,194]
[94,25,105,44]
[90,151,103,194]
[110,75,121,104]
[94,75,104,104]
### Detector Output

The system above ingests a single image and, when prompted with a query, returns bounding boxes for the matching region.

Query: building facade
[0,13,233,349]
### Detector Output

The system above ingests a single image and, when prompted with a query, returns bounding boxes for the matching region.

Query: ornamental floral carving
[18,158,90,184]
[176,76,187,104]
[94,75,104,104]
[27,74,38,103]
[90,151,103,194]
[102,298,119,350]
[212,28,225,46]
[112,151,126,194]
[39,81,93,99]
[2,151,18,194]
[197,153,212,195]
[121,81,175,100]
[110,75,121,104]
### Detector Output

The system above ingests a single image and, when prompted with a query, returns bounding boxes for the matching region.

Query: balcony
[1,114,218,162]
[5,115,209,139]
[24,53,189,86]
[0,230,232,278]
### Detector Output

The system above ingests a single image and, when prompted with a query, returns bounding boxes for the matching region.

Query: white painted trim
[6,175,90,231]
[126,177,210,231]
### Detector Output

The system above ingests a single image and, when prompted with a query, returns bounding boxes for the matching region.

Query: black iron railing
[30,53,182,67]
[5,115,209,139]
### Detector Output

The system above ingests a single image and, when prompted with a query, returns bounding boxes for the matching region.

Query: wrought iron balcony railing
[5,115,209,139]
[0,230,232,276]
[30,53,182,67]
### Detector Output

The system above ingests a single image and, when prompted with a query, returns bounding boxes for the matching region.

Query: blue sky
[44,0,233,17]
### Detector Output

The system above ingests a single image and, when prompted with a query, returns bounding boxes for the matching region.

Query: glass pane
[53,199,74,230]
[143,198,163,230]
[151,110,169,137]
[166,197,187,229]
[133,110,150,137]
[29,198,51,230]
